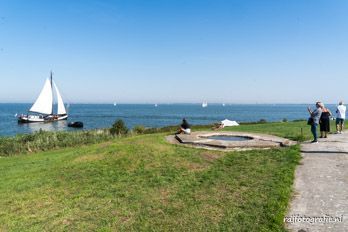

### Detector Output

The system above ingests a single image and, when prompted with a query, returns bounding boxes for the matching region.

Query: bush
[258,119,267,123]
[293,119,306,122]
[133,125,146,134]
[282,118,288,123]
[110,119,128,136]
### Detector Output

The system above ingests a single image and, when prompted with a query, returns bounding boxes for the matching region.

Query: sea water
[0,103,336,137]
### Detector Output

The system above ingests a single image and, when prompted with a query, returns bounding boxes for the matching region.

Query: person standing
[336,101,346,134]
[319,103,332,138]
[307,102,323,143]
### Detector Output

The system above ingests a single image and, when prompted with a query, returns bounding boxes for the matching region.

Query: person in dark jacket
[177,118,191,134]
[319,103,332,138]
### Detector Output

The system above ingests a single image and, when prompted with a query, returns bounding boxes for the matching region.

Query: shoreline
[0,119,307,138]
[0,120,311,157]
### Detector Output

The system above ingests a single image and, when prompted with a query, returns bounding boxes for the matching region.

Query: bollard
[301,128,303,137]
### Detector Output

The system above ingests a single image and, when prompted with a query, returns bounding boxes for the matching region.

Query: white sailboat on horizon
[202,101,208,108]
[18,72,68,123]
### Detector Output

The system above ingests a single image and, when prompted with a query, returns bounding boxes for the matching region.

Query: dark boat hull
[68,121,84,128]
[18,114,68,123]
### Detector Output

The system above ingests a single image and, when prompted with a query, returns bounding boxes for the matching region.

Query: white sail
[53,81,67,115]
[29,78,53,115]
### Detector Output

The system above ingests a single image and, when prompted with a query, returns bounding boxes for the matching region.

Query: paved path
[286,132,348,232]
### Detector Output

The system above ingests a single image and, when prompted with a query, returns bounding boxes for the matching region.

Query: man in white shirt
[336,101,346,133]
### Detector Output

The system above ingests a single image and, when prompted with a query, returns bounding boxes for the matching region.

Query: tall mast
[50,71,53,115]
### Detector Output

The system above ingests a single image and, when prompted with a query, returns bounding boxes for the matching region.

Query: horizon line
[0,102,341,105]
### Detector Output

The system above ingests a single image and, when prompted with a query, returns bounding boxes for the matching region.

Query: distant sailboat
[222,103,226,107]
[154,104,158,107]
[202,101,208,108]
[18,72,68,123]
[113,102,117,106]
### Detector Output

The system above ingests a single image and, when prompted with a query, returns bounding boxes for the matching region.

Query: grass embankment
[2,120,338,231]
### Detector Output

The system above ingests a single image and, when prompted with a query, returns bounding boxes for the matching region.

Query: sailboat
[18,72,68,123]
[202,101,208,108]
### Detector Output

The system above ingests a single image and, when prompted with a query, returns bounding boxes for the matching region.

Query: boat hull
[18,114,68,123]
[68,121,84,128]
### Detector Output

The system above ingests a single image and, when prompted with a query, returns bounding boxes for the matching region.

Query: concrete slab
[286,133,348,232]
[172,131,296,151]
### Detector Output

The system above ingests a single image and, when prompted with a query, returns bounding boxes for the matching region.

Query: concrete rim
[169,131,296,151]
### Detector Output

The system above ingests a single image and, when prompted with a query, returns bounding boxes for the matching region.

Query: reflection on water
[206,135,252,142]
[17,120,70,134]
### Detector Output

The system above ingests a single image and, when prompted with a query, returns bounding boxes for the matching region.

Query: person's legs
[319,122,323,138]
[311,123,318,142]
[325,119,329,138]
[311,124,318,142]
[175,127,183,134]
[339,119,344,132]
[337,118,344,133]
[336,118,343,133]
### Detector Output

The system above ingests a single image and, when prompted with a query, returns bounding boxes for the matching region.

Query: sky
[0,0,347,104]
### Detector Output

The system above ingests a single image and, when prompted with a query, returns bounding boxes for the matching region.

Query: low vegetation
[0,120,343,157]
[0,129,113,156]
[0,121,211,157]
[0,120,344,230]
[0,133,300,231]
[110,119,128,136]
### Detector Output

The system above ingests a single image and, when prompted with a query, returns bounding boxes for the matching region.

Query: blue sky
[0,0,347,103]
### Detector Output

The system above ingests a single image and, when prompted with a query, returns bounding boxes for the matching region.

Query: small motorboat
[68,121,84,128]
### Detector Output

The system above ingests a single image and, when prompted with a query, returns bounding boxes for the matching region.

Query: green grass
[222,121,310,141]
[223,120,345,142]
[0,129,301,231]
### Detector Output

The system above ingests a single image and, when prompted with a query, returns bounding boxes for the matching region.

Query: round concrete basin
[172,131,296,151]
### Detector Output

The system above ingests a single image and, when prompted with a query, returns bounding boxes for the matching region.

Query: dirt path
[286,132,348,232]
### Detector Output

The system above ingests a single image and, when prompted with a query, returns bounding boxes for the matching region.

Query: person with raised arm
[307,102,323,143]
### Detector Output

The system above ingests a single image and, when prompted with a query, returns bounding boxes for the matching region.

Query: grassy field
[224,121,310,141]
[224,120,344,141]
[0,120,336,231]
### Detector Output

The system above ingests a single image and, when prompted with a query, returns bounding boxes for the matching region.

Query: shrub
[133,125,146,134]
[258,119,267,123]
[282,118,288,123]
[110,119,128,136]
[293,119,306,122]
[293,134,306,142]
